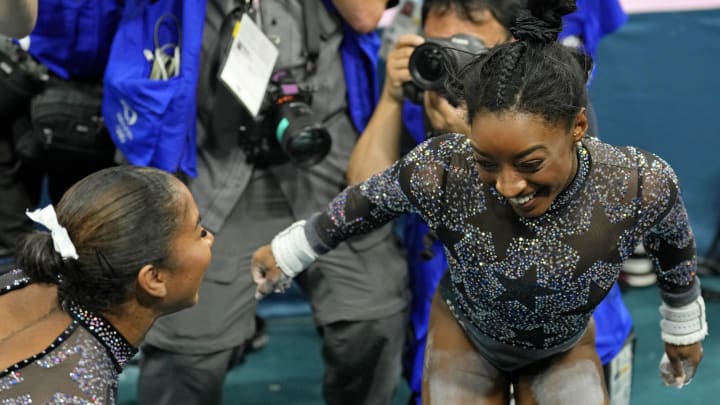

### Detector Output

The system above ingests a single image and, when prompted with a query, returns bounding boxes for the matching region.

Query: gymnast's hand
[660,342,703,388]
[251,244,292,300]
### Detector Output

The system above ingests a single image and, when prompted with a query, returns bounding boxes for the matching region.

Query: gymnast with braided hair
[251,0,706,403]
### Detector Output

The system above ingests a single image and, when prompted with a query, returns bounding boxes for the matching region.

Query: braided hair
[450,0,593,130]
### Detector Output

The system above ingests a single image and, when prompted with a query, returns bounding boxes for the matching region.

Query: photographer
[347,1,632,403]
[349,0,516,183]
[138,1,409,404]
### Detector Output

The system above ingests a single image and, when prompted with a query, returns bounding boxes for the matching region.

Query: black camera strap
[212,1,321,89]
[302,0,321,75]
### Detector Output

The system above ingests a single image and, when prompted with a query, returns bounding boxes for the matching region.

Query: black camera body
[0,39,50,120]
[238,70,331,168]
[404,34,488,106]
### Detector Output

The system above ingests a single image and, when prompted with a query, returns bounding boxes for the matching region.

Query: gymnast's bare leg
[514,318,609,405]
[422,291,510,405]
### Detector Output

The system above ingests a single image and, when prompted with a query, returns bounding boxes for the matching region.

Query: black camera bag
[14,81,115,167]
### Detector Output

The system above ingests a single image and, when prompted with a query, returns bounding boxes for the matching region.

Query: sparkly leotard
[307,134,697,369]
[0,269,137,404]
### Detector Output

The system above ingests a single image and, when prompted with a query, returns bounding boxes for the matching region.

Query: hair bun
[509,10,561,44]
[511,0,577,44]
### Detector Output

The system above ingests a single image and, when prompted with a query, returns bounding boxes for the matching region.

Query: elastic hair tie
[26,205,79,260]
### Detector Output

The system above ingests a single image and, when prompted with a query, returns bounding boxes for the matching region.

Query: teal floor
[117,278,720,404]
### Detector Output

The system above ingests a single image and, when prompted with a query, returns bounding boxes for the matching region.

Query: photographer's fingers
[386,55,412,81]
[384,47,415,103]
[393,34,425,49]
[383,35,424,102]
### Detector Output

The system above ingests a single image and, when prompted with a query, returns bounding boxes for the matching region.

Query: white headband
[26,205,79,260]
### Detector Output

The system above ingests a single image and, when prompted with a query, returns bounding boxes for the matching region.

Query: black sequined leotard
[0,269,137,404]
[307,134,697,368]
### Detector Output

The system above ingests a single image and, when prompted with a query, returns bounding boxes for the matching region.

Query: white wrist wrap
[660,295,708,345]
[271,220,320,278]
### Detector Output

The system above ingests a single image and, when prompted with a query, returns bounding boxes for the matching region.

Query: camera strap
[215,1,321,80]
[302,0,321,75]
[213,3,256,83]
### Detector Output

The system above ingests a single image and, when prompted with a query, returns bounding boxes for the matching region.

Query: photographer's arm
[331,0,389,33]
[0,0,37,38]
[346,92,404,184]
[347,34,425,185]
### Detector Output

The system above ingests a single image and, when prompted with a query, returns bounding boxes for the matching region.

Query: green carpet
[118,277,719,404]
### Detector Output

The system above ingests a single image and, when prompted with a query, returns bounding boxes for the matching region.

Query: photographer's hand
[424,90,471,135]
[383,34,425,104]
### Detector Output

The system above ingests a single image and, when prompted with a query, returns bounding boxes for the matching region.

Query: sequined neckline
[546,141,591,213]
[65,301,137,373]
[1,269,82,378]
[0,321,79,378]
[0,269,31,295]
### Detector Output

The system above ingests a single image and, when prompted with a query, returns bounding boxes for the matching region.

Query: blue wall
[591,9,720,255]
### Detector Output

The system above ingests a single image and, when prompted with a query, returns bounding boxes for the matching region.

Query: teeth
[509,193,535,205]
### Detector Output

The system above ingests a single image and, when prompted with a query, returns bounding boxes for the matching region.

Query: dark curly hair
[16,166,185,314]
[449,0,594,131]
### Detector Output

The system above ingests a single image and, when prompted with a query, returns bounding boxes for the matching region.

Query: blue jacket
[24,0,122,80]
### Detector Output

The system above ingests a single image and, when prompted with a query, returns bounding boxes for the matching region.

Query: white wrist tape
[660,295,708,345]
[271,220,320,278]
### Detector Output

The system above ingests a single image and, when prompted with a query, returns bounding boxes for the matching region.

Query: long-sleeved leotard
[307,134,697,356]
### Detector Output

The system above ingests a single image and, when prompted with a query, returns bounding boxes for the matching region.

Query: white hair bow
[26,205,79,260]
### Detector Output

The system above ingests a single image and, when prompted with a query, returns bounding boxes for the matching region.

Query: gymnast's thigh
[422,291,510,405]
[514,318,609,405]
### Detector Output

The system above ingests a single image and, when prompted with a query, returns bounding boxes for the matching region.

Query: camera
[0,38,50,119]
[238,70,331,168]
[403,34,488,106]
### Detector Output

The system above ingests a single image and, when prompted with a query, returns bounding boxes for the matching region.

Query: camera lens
[274,102,331,166]
[409,42,448,91]
[287,128,328,159]
[415,48,443,84]
[407,35,489,99]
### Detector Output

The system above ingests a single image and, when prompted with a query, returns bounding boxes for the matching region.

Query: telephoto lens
[273,100,331,167]
[244,69,332,168]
